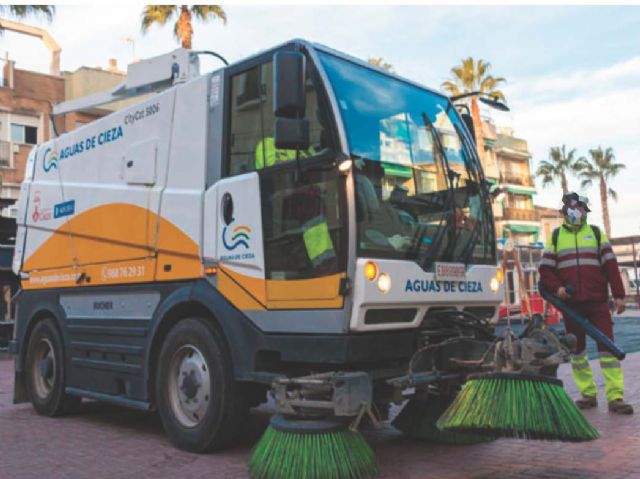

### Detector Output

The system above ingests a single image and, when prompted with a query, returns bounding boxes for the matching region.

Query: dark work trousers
[564,301,614,353]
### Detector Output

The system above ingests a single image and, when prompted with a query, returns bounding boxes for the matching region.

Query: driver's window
[227,57,335,177]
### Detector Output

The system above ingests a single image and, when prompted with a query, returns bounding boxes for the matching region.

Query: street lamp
[450,91,510,112]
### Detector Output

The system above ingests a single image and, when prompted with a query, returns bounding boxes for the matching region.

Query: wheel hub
[180,369,201,399]
[31,338,55,399]
[168,344,211,428]
[39,357,54,380]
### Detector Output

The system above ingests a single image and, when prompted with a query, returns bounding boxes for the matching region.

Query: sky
[3,4,640,236]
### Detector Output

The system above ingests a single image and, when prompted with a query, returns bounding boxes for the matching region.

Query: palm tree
[441,58,506,164]
[141,5,226,49]
[0,5,55,30]
[576,146,625,238]
[535,145,580,195]
[367,57,394,73]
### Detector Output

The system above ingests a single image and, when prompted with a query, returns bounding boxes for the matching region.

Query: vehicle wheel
[156,318,243,452]
[25,318,81,416]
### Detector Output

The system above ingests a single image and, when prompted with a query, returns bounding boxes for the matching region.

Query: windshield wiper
[417,112,456,271]
[453,122,493,265]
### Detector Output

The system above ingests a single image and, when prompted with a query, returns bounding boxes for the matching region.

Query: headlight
[377,272,392,293]
[490,277,500,293]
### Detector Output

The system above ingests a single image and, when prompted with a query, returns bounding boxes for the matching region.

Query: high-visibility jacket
[255,137,298,170]
[539,223,625,302]
[255,137,316,170]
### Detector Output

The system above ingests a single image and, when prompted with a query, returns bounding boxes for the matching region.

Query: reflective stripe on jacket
[538,224,625,302]
[302,216,336,267]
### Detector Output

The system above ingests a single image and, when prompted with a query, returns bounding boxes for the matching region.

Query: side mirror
[273,51,306,118]
[274,118,309,150]
[461,113,476,144]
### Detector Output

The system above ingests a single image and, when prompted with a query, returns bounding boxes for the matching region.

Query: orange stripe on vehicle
[22,203,202,288]
[233,225,252,233]
[218,266,344,310]
[217,268,266,311]
[219,266,267,306]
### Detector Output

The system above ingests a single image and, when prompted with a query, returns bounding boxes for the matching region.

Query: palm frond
[191,5,227,24]
[608,187,618,201]
[444,56,506,103]
[580,178,593,189]
[573,156,589,172]
[141,5,176,33]
[367,57,393,72]
[1,5,55,22]
[441,80,460,96]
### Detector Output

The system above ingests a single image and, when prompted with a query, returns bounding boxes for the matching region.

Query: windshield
[319,52,495,267]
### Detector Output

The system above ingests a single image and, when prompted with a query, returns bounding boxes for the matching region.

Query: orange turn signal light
[496,267,504,284]
[205,267,218,276]
[364,261,378,281]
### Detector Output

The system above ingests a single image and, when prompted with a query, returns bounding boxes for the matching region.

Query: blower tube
[538,281,625,361]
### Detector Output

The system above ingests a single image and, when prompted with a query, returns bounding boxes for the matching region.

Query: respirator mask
[566,207,584,226]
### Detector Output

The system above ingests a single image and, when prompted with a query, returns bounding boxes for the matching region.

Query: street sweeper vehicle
[9,40,605,478]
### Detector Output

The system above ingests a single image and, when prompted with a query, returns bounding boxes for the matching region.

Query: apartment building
[0,57,64,219]
[482,120,541,245]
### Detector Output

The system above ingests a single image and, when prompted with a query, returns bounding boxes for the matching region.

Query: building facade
[482,121,541,245]
[0,57,65,218]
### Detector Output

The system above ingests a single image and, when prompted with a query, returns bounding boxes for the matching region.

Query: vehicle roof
[223,38,448,101]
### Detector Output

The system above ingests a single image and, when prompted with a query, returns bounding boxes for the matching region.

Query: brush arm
[538,281,626,360]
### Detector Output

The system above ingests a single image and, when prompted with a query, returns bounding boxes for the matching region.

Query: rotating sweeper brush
[434,316,600,442]
[248,373,378,479]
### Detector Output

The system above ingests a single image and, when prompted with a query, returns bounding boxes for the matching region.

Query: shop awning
[383,163,413,178]
[506,186,536,196]
[506,224,540,233]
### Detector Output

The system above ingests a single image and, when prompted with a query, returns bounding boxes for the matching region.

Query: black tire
[25,318,81,416]
[155,318,243,452]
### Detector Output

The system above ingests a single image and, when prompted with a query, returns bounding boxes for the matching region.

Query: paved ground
[1,353,639,479]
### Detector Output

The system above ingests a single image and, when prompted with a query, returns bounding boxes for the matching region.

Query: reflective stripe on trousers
[599,351,624,401]
[570,350,624,401]
[571,351,597,398]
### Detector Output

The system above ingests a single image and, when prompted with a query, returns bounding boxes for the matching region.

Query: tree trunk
[600,175,611,238]
[177,6,193,49]
[561,174,568,195]
[470,97,486,168]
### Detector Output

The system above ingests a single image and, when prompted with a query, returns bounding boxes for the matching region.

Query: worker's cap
[561,192,591,212]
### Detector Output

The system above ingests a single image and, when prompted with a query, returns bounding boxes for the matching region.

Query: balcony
[495,135,530,154]
[502,208,538,222]
[0,141,10,168]
[499,173,535,186]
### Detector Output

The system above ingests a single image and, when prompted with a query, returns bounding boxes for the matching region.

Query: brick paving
[1,352,639,479]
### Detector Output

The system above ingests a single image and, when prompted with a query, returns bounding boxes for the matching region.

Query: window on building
[11,123,38,145]
[227,57,335,176]
[507,193,533,210]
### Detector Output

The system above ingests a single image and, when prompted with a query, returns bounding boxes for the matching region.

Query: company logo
[53,200,75,219]
[43,148,59,172]
[41,125,125,173]
[219,192,256,261]
[31,191,52,223]
[223,223,251,250]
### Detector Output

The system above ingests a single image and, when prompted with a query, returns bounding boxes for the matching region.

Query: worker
[539,192,633,415]
[255,137,298,170]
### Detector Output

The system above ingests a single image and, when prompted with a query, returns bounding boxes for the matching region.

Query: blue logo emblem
[43,148,58,172]
[222,222,251,250]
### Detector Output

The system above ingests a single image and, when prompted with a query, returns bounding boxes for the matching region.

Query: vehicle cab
[215,39,502,335]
